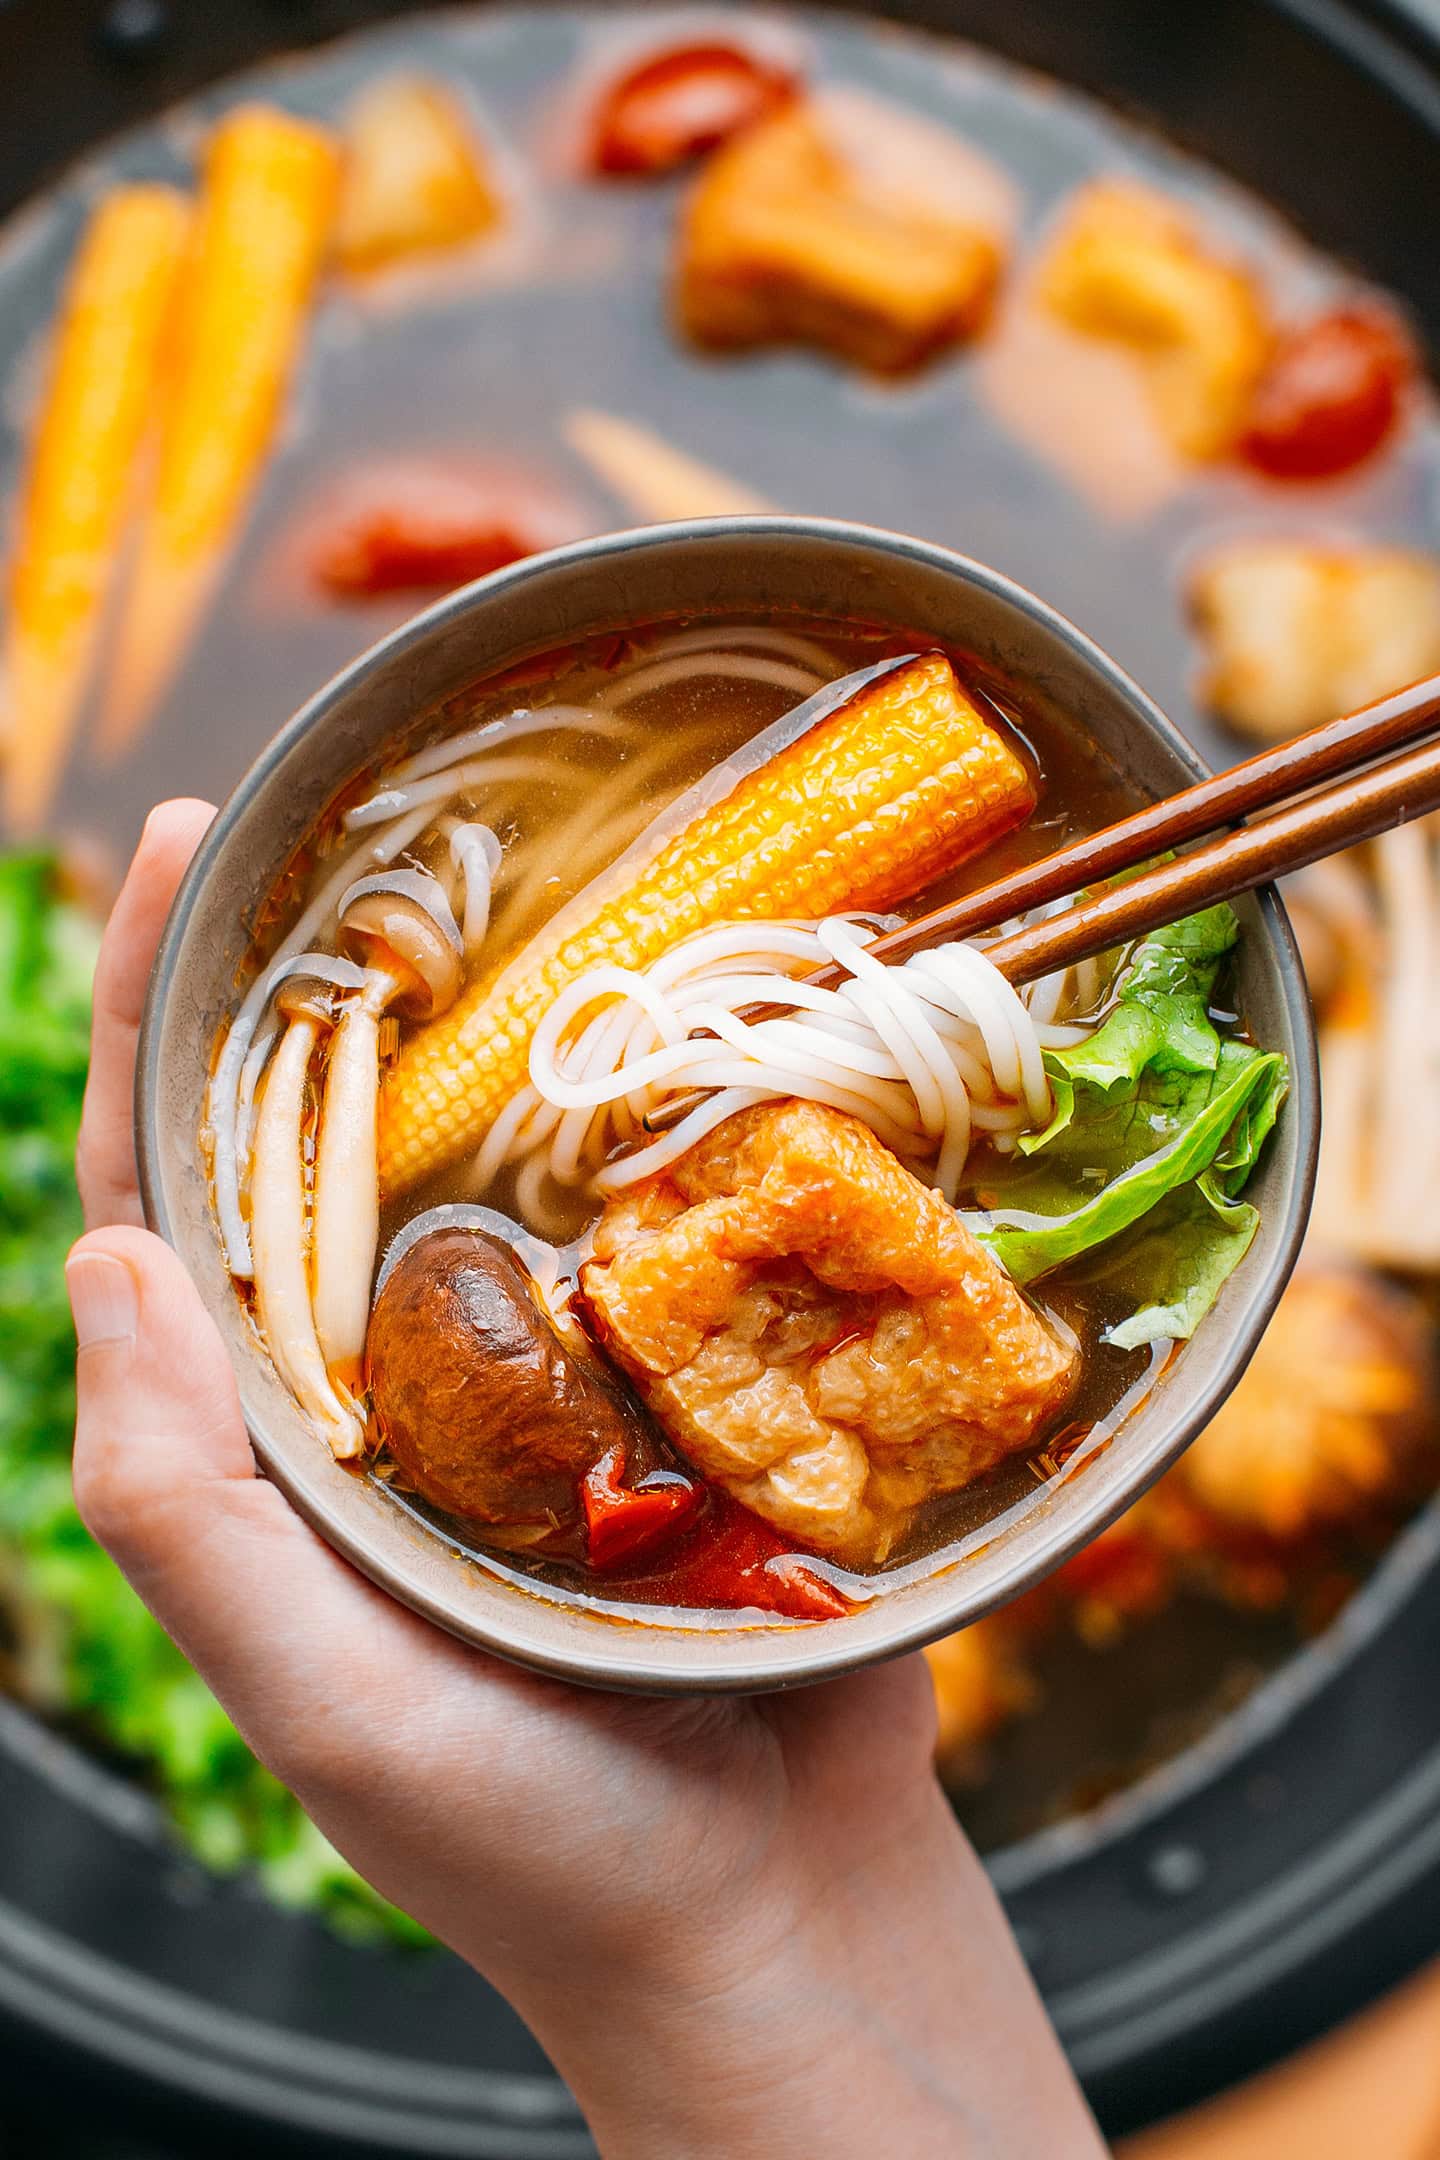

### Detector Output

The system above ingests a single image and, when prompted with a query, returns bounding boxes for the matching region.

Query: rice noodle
[486,916,1082,1205]
[448,823,503,955]
[626,623,845,673]
[343,756,584,831]
[395,704,629,784]
[485,731,718,949]
[599,652,823,707]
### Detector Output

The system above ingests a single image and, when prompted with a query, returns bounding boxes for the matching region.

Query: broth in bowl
[204,608,1288,1626]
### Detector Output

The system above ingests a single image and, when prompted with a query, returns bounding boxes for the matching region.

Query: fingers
[77,799,216,1230]
[64,1222,444,1790]
[68,1224,257,1502]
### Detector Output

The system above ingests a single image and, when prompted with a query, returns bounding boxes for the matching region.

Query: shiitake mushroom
[367,1224,665,1535]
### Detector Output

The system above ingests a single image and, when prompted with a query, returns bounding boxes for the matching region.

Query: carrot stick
[562,408,777,522]
[98,105,340,757]
[1,186,190,832]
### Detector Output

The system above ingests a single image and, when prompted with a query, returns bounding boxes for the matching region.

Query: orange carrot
[1,186,190,831]
[98,105,340,756]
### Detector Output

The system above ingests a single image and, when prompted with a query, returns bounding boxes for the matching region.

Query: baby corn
[99,105,340,756]
[378,653,1034,1192]
[2,186,190,832]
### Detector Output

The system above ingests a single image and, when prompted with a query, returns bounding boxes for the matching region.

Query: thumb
[64,1225,466,1796]
[65,1225,364,1687]
[67,1224,261,1528]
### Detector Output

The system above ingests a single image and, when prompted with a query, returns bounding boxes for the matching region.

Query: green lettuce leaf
[1059,1178,1260,1352]
[970,904,1287,1345]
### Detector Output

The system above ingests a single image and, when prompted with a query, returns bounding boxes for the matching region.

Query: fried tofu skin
[1037,182,1270,459]
[1174,1267,1432,1543]
[676,98,1005,373]
[1190,539,1440,741]
[580,1101,1078,1567]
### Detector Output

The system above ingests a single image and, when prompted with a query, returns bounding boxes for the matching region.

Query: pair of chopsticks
[645,668,1440,1134]
[873,667,1440,986]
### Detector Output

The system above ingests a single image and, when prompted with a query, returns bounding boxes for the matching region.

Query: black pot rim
[1,0,1437,2148]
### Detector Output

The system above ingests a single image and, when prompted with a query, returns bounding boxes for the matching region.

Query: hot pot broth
[212,612,1281,1620]
[4,6,1435,859]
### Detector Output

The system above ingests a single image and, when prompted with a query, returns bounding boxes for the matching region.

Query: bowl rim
[137,515,1319,1692]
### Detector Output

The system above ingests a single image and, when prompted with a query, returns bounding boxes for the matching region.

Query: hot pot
[0,0,1437,2149]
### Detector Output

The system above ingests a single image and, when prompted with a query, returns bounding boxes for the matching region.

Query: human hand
[67,802,1104,2159]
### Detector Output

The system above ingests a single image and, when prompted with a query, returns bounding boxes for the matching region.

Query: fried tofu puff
[1189,539,1440,741]
[676,93,1009,373]
[1172,1266,1434,1545]
[581,1100,1078,1568]
[334,77,502,274]
[1037,181,1271,459]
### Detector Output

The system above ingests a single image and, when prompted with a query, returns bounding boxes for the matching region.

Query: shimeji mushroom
[310,868,464,1386]
[249,959,370,1460]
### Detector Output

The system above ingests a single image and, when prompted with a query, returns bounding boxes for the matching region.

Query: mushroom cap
[270,950,370,1027]
[337,868,464,1018]
[367,1223,659,1529]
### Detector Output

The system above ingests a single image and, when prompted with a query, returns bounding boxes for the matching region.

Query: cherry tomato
[1240,303,1414,480]
[589,42,796,177]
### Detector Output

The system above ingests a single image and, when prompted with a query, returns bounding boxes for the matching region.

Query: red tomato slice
[1240,303,1414,480]
[593,1480,857,1618]
[758,1553,855,1620]
[582,1446,701,1571]
[590,42,797,177]
[306,462,583,597]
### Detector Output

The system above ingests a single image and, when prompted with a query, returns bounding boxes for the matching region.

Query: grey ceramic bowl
[138,518,1318,1693]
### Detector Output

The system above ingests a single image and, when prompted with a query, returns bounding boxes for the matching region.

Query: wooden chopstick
[823,670,1440,988]
[640,669,1440,1136]
[987,727,1440,985]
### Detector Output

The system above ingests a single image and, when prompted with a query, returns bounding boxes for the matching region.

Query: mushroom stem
[312,971,393,1383]
[251,1014,366,1460]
